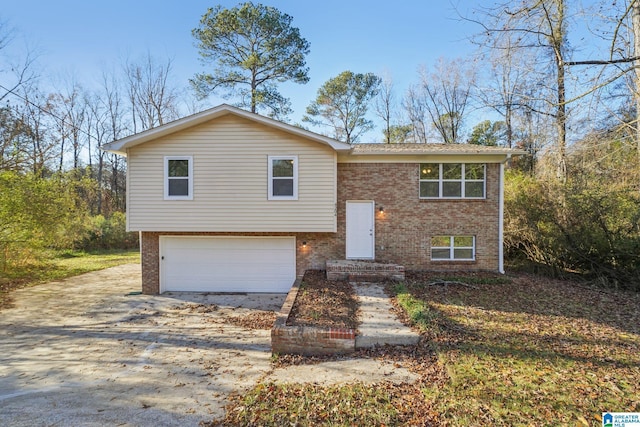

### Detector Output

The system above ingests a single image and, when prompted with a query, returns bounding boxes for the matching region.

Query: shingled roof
[350,143,524,156]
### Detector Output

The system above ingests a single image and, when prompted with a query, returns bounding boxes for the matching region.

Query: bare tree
[0,106,29,171]
[473,32,536,149]
[100,71,128,212]
[374,72,395,143]
[49,80,88,171]
[17,87,57,176]
[403,85,429,143]
[470,0,570,180]
[0,20,37,103]
[124,54,180,132]
[407,58,475,144]
[85,90,107,213]
[633,2,640,155]
[582,0,640,158]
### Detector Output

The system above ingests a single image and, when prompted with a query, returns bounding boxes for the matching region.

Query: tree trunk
[550,0,567,182]
[97,152,104,215]
[556,57,567,182]
[58,135,65,173]
[505,102,513,148]
[633,0,640,159]
[251,72,257,113]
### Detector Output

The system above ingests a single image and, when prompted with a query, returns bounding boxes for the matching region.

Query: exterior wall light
[378,206,384,213]
[302,241,307,247]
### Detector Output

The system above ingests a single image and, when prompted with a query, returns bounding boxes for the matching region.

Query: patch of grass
[50,249,139,277]
[394,273,640,426]
[0,249,139,309]
[393,283,439,333]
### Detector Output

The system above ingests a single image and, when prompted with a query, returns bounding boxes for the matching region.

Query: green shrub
[79,212,139,250]
[504,170,640,290]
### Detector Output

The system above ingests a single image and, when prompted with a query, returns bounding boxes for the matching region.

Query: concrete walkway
[353,283,421,348]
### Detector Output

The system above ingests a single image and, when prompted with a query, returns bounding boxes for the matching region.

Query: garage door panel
[166,248,292,263]
[161,237,295,293]
[165,254,292,270]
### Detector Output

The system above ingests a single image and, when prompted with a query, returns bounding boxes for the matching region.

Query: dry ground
[221,270,640,426]
[286,269,359,330]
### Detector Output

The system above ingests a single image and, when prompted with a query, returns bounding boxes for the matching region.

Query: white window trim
[164,156,193,200]
[419,163,486,199]
[431,236,476,261]
[268,155,298,200]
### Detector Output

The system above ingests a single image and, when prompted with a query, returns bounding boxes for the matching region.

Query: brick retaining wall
[271,277,356,356]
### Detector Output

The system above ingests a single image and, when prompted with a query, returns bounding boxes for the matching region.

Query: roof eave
[347,149,528,156]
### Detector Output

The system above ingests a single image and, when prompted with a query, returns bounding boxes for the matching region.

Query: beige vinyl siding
[127,114,337,232]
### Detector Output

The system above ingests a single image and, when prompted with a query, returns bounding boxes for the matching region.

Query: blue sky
[3,1,490,140]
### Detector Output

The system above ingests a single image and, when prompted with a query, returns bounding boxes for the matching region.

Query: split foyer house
[102,104,522,294]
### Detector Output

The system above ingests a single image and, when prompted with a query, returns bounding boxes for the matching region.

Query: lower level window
[431,236,475,261]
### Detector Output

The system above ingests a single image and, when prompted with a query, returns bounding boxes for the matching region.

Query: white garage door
[160,236,296,293]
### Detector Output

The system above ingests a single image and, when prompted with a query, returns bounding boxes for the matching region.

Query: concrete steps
[326,260,405,282]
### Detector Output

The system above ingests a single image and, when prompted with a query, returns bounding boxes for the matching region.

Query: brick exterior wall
[334,162,501,272]
[139,162,501,294]
[140,232,160,295]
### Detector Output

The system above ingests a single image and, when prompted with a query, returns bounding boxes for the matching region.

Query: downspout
[498,154,511,274]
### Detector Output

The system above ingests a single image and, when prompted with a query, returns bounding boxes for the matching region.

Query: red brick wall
[333,162,501,272]
[139,162,501,294]
[140,232,159,295]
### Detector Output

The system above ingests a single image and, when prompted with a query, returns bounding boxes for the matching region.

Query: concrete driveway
[0,264,286,426]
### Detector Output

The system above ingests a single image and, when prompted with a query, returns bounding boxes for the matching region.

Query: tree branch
[564,56,640,66]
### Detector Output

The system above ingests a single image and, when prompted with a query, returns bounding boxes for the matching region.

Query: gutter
[498,153,512,274]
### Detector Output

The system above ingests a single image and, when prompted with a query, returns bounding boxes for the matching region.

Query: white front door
[346,201,375,259]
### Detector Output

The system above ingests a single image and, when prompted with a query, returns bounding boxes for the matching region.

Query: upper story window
[419,163,485,199]
[268,155,298,200]
[164,156,193,200]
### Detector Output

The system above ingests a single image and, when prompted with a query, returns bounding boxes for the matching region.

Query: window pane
[454,248,473,259]
[420,182,439,198]
[431,248,451,259]
[168,159,189,177]
[454,236,474,247]
[272,178,294,196]
[420,163,439,179]
[442,163,461,179]
[443,181,462,197]
[168,178,189,196]
[465,182,484,198]
[272,159,294,177]
[431,236,451,247]
[465,163,485,180]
